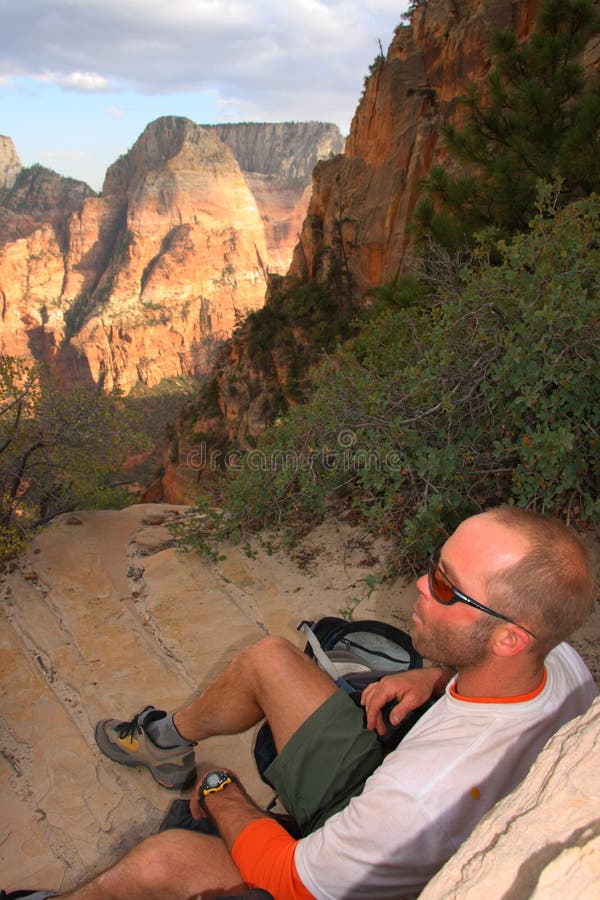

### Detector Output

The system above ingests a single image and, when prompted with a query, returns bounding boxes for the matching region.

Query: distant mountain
[0,160,95,246]
[209,122,343,272]
[0,118,343,392]
[209,121,343,179]
[0,135,23,190]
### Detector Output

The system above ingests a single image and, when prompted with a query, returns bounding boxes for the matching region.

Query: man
[14,508,599,899]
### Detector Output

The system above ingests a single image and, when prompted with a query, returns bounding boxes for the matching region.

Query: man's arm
[361,666,453,736]
[191,771,314,899]
[191,771,268,848]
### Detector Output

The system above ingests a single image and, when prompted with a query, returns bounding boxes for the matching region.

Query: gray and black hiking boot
[95,706,196,789]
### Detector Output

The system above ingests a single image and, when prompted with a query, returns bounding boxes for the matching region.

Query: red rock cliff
[288,0,542,295]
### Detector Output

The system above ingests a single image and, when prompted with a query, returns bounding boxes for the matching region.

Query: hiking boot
[95,706,196,789]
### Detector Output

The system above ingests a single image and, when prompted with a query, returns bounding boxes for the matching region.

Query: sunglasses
[428,547,537,639]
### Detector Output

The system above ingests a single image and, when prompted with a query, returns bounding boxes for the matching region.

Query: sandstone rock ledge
[0,504,598,895]
[0,504,412,892]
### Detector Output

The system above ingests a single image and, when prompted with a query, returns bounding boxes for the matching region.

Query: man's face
[411,514,529,669]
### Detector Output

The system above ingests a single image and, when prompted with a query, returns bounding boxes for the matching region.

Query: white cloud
[38,71,112,92]
[0,0,410,126]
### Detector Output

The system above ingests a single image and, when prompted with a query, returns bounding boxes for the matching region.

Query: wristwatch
[197,769,237,810]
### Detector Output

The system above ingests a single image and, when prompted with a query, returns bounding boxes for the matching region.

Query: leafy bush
[245,277,352,360]
[0,358,149,560]
[175,191,600,571]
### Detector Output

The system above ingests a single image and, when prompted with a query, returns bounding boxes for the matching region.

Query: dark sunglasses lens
[430,563,455,604]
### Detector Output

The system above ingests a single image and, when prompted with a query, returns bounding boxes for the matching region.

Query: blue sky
[1,1,411,192]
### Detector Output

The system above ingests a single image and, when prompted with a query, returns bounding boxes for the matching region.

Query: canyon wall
[288,0,541,293]
[0,119,341,392]
[209,122,343,274]
[154,0,550,500]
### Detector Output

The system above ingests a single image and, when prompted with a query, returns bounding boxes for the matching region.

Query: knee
[235,635,304,684]
[243,635,301,669]
[120,830,190,889]
[99,830,243,898]
[106,828,244,900]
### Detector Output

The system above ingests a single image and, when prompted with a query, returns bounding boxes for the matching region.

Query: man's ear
[491,625,533,658]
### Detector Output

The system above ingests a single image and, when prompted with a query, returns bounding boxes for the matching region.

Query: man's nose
[416,572,430,599]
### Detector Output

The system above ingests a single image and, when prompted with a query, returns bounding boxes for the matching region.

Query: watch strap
[198,769,237,810]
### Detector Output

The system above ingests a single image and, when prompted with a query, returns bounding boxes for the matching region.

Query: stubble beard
[412,615,495,669]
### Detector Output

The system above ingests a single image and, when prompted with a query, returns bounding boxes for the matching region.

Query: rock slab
[0,505,406,892]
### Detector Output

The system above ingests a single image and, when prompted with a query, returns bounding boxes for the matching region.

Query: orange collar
[450,667,547,704]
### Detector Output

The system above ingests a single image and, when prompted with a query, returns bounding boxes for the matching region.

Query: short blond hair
[484,507,597,656]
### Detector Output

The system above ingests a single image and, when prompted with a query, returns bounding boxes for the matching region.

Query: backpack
[254,617,427,786]
[298,616,422,691]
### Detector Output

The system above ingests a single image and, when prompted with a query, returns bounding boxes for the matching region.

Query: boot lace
[115,713,142,740]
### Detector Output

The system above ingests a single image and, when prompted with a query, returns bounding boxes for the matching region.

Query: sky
[0,0,411,192]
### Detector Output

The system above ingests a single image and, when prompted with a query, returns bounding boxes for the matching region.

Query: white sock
[145,711,190,748]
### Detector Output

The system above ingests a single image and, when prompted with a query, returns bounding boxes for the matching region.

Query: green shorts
[264,689,385,834]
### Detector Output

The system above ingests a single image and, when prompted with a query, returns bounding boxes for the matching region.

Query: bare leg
[61,829,244,900]
[175,636,337,751]
[74,639,337,898]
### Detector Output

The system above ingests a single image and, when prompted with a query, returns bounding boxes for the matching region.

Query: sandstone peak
[0,117,272,392]
[2,164,95,220]
[0,134,22,190]
[102,116,234,197]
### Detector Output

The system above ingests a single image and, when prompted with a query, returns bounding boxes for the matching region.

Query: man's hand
[361,667,452,737]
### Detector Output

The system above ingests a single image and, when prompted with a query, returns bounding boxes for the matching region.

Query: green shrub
[175,191,600,571]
